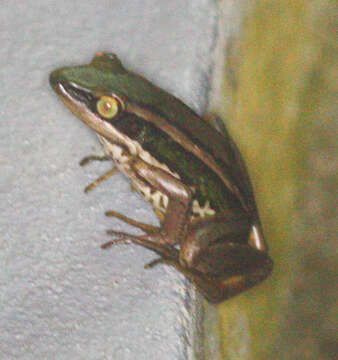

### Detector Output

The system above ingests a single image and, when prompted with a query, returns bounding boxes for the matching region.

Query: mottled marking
[137,184,168,213]
[192,200,215,218]
[97,134,216,219]
[98,135,179,178]
[104,143,130,164]
[98,135,172,214]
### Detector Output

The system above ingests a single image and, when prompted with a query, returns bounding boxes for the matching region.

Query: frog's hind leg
[178,214,273,303]
[165,243,273,303]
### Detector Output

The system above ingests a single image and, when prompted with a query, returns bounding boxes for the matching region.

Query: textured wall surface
[0,1,219,359]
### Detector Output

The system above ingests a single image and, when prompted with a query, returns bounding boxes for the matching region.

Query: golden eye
[96,96,120,119]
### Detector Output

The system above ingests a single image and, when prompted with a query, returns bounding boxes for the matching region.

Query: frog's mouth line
[49,78,140,159]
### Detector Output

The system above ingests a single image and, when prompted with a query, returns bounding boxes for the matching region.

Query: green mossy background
[212,1,337,359]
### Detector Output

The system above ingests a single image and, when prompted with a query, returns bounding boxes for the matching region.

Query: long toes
[101,237,132,249]
[144,257,165,269]
[106,230,126,236]
[102,230,134,248]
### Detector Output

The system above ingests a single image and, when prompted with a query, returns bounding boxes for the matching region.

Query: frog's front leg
[78,154,118,193]
[103,158,193,260]
[178,215,273,303]
[79,154,111,166]
[131,158,193,245]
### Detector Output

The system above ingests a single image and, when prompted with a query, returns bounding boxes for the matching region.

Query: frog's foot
[79,154,117,193]
[83,167,118,193]
[105,210,159,234]
[103,230,178,261]
[144,257,167,269]
[101,231,133,248]
[79,154,111,166]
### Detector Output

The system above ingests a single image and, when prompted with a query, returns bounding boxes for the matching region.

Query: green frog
[49,52,272,303]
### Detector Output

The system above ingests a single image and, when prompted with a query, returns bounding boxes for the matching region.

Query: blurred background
[211,1,337,359]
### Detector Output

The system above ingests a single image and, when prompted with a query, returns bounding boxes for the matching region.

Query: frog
[49,52,272,303]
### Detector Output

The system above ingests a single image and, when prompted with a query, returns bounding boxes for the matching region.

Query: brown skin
[50,53,273,303]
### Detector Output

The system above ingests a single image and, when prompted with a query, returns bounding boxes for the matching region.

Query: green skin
[50,53,272,303]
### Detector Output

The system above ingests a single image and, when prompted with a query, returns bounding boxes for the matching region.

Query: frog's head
[50,52,166,145]
[50,52,196,147]
[50,52,160,102]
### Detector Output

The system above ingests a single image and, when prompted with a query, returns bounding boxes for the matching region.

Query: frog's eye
[96,96,121,119]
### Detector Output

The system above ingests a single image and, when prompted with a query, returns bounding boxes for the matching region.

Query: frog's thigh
[177,216,272,302]
[174,248,272,303]
[179,214,250,267]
